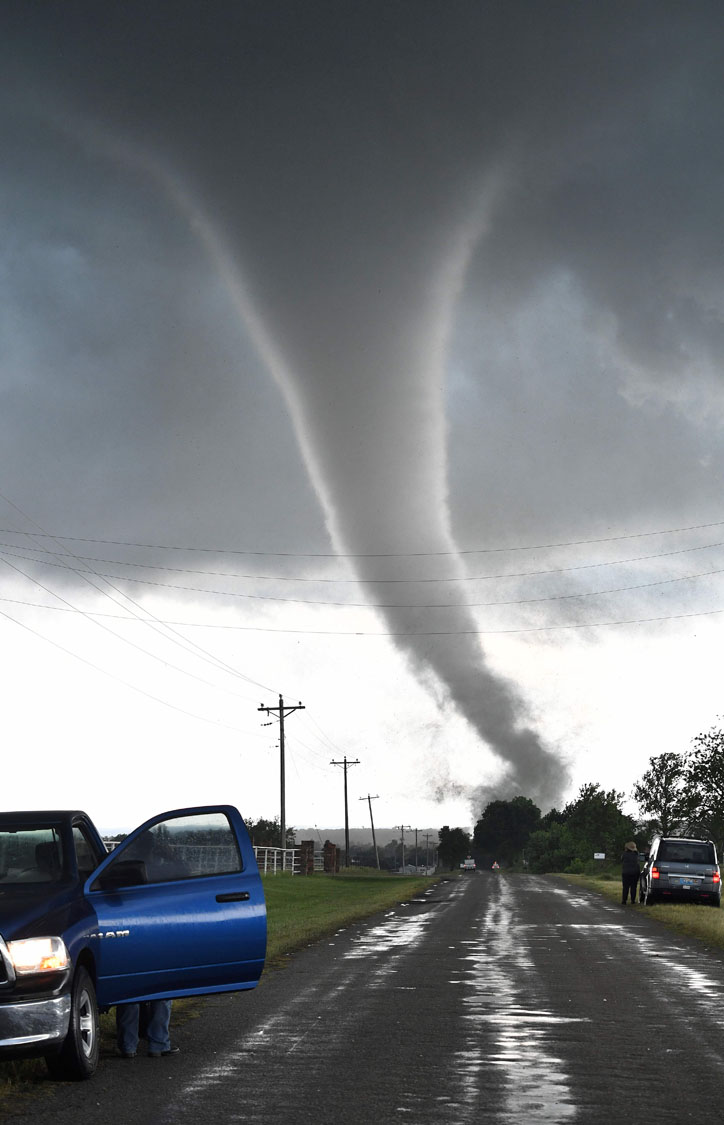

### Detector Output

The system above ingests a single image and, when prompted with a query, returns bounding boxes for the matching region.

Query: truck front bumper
[0,995,71,1056]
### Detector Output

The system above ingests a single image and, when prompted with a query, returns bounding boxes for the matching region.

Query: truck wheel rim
[77,989,95,1058]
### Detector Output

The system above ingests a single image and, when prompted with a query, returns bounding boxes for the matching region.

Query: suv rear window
[658,841,716,865]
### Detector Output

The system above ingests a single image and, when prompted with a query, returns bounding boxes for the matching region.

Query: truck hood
[0,883,81,942]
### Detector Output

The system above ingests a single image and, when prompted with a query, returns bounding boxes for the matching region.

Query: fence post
[299,841,314,875]
[323,840,338,875]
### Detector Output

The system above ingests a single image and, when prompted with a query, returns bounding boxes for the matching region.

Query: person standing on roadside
[621,841,640,905]
[116,1000,179,1059]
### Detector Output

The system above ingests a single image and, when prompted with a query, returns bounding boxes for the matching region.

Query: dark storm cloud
[3,1,724,807]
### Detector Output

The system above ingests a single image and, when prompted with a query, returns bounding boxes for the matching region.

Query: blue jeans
[116,1001,172,1054]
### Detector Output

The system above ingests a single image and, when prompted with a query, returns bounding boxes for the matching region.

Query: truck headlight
[7,936,70,974]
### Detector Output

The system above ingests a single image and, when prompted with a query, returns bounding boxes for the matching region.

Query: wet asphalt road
[5,873,724,1125]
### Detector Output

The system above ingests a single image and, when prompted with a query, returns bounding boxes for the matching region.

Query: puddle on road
[451,880,579,1123]
[343,911,435,963]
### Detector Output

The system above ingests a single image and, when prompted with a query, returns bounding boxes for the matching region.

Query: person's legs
[116,1003,140,1055]
[622,873,637,903]
[146,1000,173,1055]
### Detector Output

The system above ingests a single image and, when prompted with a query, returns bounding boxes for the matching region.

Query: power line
[2,537,724,597]
[2,515,724,559]
[0,552,261,703]
[0,492,278,698]
[0,605,250,734]
[3,591,723,635]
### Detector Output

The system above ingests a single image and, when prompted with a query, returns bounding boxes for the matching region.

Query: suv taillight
[713,872,721,884]
[652,866,660,879]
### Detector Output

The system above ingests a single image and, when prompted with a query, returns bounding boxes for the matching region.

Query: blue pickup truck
[0,805,266,1079]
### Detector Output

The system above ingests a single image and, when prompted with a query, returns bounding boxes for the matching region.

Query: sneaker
[118,1050,136,1059]
[148,1045,180,1057]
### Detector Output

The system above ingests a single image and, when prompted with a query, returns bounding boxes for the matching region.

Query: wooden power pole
[258,695,305,849]
[330,756,360,867]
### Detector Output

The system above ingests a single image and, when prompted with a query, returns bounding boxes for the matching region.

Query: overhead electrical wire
[1,514,723,558]
[0,603,253,734]
[1,535,724,592]
[1,543,723,610]
[0,492,282,700]
[2,502,722,645]
[1,589,721,635]
[0,551,265,702]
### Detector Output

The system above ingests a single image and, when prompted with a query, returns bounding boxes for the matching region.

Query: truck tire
[46,967,99,1080]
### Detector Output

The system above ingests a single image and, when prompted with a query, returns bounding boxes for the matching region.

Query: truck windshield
[0,827,64,884]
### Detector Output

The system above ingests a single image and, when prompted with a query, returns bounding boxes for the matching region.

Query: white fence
[254,846,300,874]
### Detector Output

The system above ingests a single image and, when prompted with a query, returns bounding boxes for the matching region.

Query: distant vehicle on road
[0,806,266,1079]
[639,835,721,907]
[460,857,476,872]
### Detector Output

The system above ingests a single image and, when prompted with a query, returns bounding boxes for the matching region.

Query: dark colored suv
[640,835,721,907]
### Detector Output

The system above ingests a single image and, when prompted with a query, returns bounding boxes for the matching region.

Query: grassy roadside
[0,871,438,1105]
[557,872,724,949]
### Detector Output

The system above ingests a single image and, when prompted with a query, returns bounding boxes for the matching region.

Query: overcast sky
[2,2,724,837]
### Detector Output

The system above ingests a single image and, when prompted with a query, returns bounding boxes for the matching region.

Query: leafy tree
[527,822,577,873]
[438,826,471,871]
[684,727,724,853]
[473,796,541,865]
[246,817,295,848]
[632,752,691,835]
[563,783,636,860]
[541,807,565,828]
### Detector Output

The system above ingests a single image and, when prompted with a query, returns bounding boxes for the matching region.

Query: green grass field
[559,873,724,949]
[0,870,435,1104]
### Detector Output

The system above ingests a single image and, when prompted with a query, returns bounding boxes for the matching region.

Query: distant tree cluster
[465,724,724,875]
[472,785,636,874]
[347,837,434,871]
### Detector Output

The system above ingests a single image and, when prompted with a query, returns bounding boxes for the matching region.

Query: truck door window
[107,811,242,886]
[72,825,101,879]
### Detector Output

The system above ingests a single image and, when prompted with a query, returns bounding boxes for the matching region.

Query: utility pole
[396,825,411,874]
[423,833,433,873]
[414,828,418,873]
[330,756,360,867]
[258,695,305,851]
[359,794,380,869]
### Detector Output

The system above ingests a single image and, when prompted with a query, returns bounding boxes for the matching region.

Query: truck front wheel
[46,967,99,1080]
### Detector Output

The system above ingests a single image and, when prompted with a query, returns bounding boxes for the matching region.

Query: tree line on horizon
[437,724,724,874]
[242,725,724,874]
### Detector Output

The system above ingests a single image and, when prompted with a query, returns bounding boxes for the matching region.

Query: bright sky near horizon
[2,2,724,836]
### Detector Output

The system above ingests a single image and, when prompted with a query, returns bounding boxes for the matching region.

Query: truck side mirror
[92,859,148,891]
